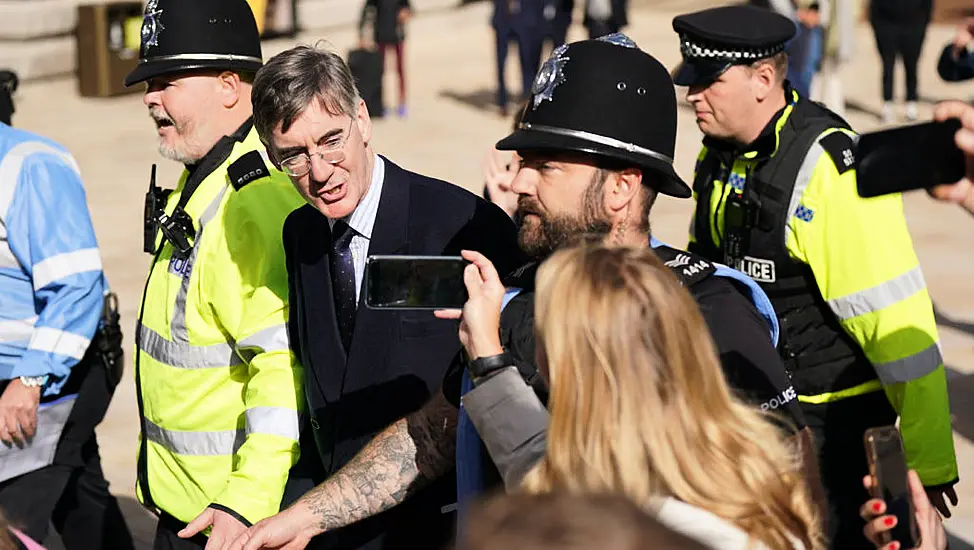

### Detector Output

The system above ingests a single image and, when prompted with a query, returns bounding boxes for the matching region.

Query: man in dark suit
[238,44,525,550]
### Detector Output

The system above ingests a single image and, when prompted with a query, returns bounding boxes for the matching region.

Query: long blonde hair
[521,243,823,550]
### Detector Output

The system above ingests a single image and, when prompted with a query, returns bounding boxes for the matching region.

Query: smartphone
[856,119,965,198]
[864,425,921,549]
[364,255,469,310]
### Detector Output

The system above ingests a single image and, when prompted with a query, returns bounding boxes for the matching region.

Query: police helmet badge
[531,43,570,109]
[141,0,165,50]
[595,32,638,49]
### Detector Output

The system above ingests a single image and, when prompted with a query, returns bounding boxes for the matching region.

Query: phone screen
[856,119,965,198]
[866,427,920,548]
[365,255,469,310]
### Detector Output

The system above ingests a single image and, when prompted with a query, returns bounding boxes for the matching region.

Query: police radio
[144,164,195,257]
[95,292,124,389]
[144,164,169,254]
[723,193,749,266]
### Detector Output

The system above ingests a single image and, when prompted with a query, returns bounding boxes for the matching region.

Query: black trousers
[0,436,133,550]
[152,511,210,550]
[0,359,134,550]
[871,20,928,102]
[802,390,898,550]
[495,28,544,109]
[585,20,621,40]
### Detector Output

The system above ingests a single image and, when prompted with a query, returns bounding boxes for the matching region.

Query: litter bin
[76,2,144,97]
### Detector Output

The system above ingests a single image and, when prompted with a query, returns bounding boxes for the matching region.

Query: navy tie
[330,220,357,351]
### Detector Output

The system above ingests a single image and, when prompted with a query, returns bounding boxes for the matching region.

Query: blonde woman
[448,243,824,550]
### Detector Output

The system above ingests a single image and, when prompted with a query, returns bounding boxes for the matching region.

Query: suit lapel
[297,209,347,405]
[345,156,410,371]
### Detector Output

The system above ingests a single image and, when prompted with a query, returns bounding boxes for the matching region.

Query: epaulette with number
[653,244,717,287]
[226,150,271,191]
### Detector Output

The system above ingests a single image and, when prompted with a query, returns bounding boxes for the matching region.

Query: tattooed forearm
[295,391,459,533]
[298,418,418,532]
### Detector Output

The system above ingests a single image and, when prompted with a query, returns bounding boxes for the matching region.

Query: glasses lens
[283,156,310,176]
[322,150,346,164]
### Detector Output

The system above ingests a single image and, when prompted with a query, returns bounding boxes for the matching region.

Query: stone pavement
[9,0,974,547]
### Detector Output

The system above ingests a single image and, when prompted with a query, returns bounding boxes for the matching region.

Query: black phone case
[856,119,965,198]
[864,426,921,549]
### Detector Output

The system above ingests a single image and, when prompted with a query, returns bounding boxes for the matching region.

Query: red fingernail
[884,517,896,527]
[873,502,883,512]
[890,542,901,550]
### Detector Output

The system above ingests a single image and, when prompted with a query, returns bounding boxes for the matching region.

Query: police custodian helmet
[670,5,796,87]
[123,0,263,87]
[496,34,691,199]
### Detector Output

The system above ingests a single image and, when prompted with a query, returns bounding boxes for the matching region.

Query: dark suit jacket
[283,156,526,550]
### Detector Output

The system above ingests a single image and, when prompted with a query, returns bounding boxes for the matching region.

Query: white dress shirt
[328,154,385,303]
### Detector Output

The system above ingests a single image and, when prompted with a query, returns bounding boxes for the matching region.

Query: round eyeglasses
[279,118,354,177]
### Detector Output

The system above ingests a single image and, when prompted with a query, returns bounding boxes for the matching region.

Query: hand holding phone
[433,250,506,360]
[927,100,974,216]
[862,426,924,549]
[856,119,966,199]
[861,470,947,550]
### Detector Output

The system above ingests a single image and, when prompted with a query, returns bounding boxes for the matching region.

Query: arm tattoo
[297,391,459,532]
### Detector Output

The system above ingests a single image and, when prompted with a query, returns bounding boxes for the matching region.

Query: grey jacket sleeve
[461,368,549,488]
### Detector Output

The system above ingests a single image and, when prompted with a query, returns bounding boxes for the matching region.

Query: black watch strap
[467,352,513,380]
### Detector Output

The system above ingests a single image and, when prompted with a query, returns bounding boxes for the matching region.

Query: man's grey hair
[252,42,362,148]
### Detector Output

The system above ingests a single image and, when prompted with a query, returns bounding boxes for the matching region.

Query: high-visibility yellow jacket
[135,122,306,525]
[687,95,958,487]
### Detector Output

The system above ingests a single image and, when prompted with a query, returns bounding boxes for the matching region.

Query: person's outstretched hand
[482,148,519,218]
[434,249,505,360]
[928,100,974,216]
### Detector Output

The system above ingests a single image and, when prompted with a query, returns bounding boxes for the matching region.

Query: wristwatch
[19,375,47,388]
[467,352,513,383]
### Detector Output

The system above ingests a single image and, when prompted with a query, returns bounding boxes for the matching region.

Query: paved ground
[10,0,974,547]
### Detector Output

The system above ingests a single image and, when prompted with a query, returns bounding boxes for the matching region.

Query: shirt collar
[328,152,384,240]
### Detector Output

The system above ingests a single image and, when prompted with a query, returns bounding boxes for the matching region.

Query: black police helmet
[124,0,263,87]
[496,34,691,199]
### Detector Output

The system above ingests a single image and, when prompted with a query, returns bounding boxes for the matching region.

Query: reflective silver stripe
[237,324,290,354]
[0,316,36,342]
[0,239,17,270]
[828,267,927,321]
[0,141,80,221]
[32,247,103,290]
[0,395,76,483]
[28,327,89,360]
[171,185,229,343]
[245,406,300,441]
[135,53,263,65]
[874,342,943,384]
[138,322,242,369]
[519,122,674,165]
[143,417,245,457]
[783,134,827,246]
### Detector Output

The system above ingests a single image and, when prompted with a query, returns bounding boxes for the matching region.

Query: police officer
[452,33,823,519]
[123,0,306,548]
[0,114,132,550]
[670,5,958,548]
